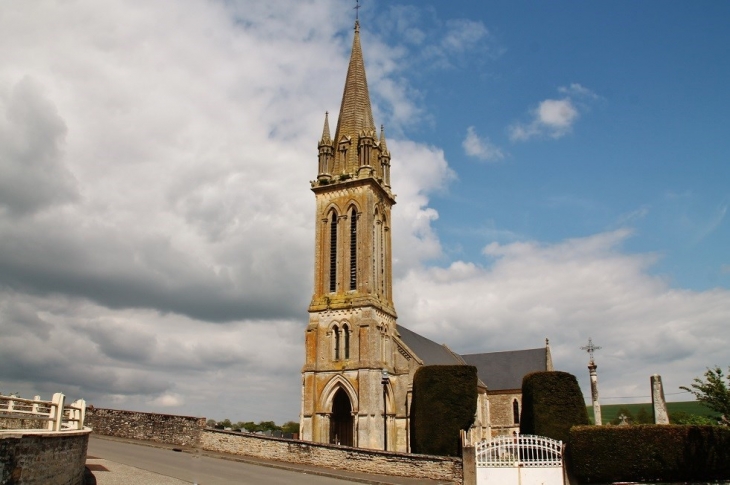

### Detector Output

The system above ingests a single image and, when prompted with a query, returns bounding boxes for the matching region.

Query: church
[300,20,553,453]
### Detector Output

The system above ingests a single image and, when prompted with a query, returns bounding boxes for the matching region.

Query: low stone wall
[0,429,90,485]
[0,417,47,431]
[85,408,206,447]
[201,429,463,484]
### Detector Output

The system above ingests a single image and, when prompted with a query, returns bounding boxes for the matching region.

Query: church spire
[333,20,376,148]
[317,111,334,179]
[320,111,331,144]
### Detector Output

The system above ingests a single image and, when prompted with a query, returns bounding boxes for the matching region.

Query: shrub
[410,365,478,457]
[568,425,730,482]
[520,371,589,443]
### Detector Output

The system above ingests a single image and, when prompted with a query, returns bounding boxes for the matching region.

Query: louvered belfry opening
[349,208,357,290]
[330,211,338,292]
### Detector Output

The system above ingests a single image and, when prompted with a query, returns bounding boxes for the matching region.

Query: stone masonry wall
[489,391,521,436]
[201,428,463,484]
[0,429,90,485]
[85,408,206,447]
[0,417,47,431]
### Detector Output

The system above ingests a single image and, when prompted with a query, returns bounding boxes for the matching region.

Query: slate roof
[396,325,463,366]
[461,348,549,391]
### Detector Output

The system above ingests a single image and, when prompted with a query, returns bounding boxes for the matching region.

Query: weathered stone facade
[485,391,521,437]
[201,428,462,484]
[301,20,413,452]
[85,407,205,446]
[0,429,90,485]
[301,18,554,453]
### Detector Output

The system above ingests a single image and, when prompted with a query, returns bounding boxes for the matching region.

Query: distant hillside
[586,401,717,423]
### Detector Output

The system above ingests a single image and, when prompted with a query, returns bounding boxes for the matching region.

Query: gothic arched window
[333,325,340,360]
[329,210,338,293]
[513,399,520,424]
[349,207,357,290]
[342,323,350,359]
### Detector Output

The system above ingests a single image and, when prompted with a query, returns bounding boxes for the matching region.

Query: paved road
[87,437,363,485]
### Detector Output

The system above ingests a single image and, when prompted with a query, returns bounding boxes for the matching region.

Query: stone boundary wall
[85,407,206,447]
[201,429,463,484]
[0,417,47,431]
[0,429,90,485]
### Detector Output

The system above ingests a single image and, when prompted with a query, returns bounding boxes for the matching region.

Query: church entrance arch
[330,388,354,446]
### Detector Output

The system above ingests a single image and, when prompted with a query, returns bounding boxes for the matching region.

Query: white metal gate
[476,434,564,485]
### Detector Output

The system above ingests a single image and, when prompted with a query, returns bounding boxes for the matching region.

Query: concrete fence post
[71,399,86,429]
[461,429,476,485]
[32,395,41,414]
[48,392,65,431]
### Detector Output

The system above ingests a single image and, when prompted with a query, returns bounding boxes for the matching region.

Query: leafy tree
[241,421,259,432]
[217,418,232,429]
[635,407,652,424]
[670,411,717,426]
[610,407,635,425]
[206,419,217,428]
[680,366,730,422]
[257,421,281,432]
[281,421,300,434]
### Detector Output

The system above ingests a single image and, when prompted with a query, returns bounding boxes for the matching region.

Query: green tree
[206,419,217,428]
[635,407,652,424]
[257,421,281,432]
[281,421,300,434]
[670,411,717,426]
[680,366,730,422]
[241,421,259,432]
[610,407,635,425]
[217,418,232,429]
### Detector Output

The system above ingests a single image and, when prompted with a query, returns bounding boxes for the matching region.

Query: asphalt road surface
[87,436,363,485]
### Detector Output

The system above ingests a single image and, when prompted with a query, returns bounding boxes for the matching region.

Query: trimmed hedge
[410,365,478,457]
[520,371,589,443]
[568,425,730,483]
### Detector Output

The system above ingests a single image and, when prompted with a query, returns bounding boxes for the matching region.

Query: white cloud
[0,0,451,422]
[0,1,725,425]
[149,394,184,408]
[463,126,504,162]
[509,84,598,142]
[558,83,599,99]
[441,19,489,52]
[396,229,730,404]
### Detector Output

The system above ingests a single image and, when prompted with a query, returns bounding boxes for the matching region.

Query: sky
[0,0,728,424]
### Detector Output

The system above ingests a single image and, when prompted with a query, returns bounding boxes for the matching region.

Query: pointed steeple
[334,21,376,147]
[318,112,334,178]
[379,124,388,155]
[320,111,331,144]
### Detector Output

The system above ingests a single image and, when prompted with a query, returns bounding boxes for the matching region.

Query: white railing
[0,393,86,431]
[476,433,563,468]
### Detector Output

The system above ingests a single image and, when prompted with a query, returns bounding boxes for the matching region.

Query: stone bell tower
[300,20,399,450]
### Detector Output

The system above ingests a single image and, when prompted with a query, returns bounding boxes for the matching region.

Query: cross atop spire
[354,0,361,21]
[581,337,601,365]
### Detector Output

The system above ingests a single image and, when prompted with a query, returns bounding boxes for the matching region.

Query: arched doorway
[330,388,353,446]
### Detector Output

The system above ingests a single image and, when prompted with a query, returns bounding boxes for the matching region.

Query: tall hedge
[520,371,589,443]
[568,425,730,482]
[410,365,478,457]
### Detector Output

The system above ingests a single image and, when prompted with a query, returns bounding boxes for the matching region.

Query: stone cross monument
[581,337,602,425]
[651,374,670,424]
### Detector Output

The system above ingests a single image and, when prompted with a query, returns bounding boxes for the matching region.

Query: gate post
[461,430,476,485]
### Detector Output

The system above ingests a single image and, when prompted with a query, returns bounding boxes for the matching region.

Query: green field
[586,401,717,424]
